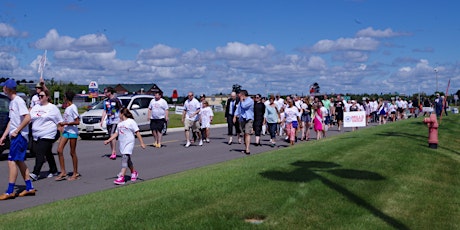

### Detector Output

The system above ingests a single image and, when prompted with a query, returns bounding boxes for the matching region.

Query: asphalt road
[0,123,360,214]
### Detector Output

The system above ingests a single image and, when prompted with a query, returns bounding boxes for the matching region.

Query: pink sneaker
[131,171,138,182]
[109,153,117,160]
[114,175,125,185]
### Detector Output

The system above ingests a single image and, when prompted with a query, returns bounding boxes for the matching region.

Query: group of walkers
[0,80,448,199]
[0,79,82,200]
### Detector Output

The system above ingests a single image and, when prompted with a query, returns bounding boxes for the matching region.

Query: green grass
[168,111,226,128]
[1,115,459,229]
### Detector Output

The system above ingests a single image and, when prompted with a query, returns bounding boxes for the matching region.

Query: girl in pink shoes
[104,108,146,185]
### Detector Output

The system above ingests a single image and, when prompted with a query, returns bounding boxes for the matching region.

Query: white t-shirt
[63,104,79,135]
[30,103,63,140]
[275,98,285,110]
[30,94,40,108]
[320,106,329,120]
[199,107,214,128]
[148,98,168,119]
[116,118,139,155]
[184,98,200,121]
[9,95,29,138]
[284,106,300,123]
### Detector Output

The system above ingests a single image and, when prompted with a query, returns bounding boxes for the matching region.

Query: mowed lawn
[1,115,459,229]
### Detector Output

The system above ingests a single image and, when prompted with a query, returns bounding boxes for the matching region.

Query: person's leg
[205,128,210,142]
[43,139,58,174]
[56,137,69,178]
[69,138,79,177]
[32,140,46,176]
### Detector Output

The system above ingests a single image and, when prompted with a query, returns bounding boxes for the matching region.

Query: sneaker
[29,173,38,181]
[47,172,59,178]
[199,139,203,146]
[18,189,36,197]
[206,138,210,143]
[131,171,138,182]
[109,153,117,160]
[185,141,191,148]
[0,193,16,200]
[114,175,125,185]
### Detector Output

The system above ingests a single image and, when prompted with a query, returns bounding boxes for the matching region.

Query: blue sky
[0,0,459,96]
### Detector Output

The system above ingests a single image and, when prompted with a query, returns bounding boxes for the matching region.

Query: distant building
[99,83,162,95]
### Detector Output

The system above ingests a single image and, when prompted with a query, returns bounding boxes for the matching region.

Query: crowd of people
[0,79,448,200]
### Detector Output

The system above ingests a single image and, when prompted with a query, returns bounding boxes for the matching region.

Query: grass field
[1,115,459,229]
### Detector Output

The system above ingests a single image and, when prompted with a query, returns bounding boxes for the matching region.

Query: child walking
[199,100,214,143]
[104,108,146,185]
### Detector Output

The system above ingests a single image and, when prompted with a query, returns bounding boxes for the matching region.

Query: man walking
[100,87,123,159]
[234,90,254,155]
[0,79,36,200]
[148,92,169,148]
[182,92,201,147]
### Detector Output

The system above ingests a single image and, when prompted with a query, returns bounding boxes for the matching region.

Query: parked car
[78,94,161,139]
[0,93,10,154]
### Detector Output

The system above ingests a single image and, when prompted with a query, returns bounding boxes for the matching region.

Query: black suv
[0,93,10,154]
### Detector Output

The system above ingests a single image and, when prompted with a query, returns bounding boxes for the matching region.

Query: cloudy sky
[0,0,458,96]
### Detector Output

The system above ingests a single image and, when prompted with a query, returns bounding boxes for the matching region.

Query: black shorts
[335,111,343,121]
[150,119,166,132]
[107,124,117,136]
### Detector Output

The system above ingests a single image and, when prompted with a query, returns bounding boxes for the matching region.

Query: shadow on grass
[260,161,408,230]
[375,131,426,141]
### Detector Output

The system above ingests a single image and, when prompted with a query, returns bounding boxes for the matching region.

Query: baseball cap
[35,82,43,88]
[0,79,17,89]
[200,94,206,98]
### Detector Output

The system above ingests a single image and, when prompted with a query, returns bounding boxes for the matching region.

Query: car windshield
[120,99,130,107]
[91,101,105,110]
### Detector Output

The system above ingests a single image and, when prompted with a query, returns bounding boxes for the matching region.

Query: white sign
[343,111,366,127]
[88,81,98,89]
[175,106,185,115]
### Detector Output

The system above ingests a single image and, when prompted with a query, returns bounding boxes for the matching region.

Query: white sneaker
[185,141,191,148]
[199,140,203,146]
[47,172,58,178]
[29,173,38,181]
[206,138,210,143]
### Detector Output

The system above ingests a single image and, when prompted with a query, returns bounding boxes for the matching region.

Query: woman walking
[283,99,301,146]
[29,90,63,180]
[264,96,280,146]
[56,91,80,181]
[300,97,313,141]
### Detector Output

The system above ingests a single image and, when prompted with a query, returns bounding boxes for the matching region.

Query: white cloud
[0,23,23,37]
[356,27,409,38]
[138,44,181,59]
[215,42,275,59]
[33,29,75,50]
[0,52,19,72]
[312,37,379,53]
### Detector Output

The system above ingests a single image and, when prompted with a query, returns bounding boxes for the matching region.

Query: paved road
[0,123,361,214]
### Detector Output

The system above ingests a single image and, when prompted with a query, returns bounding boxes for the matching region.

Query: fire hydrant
[423,114,438,149]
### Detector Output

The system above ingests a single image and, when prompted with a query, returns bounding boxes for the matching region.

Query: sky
[0,0,459,97]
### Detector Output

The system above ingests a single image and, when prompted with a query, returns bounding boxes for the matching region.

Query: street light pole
[434,68,438,92]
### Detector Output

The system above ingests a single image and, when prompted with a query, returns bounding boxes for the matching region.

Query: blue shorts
[9,134,27,161]
[62,131,78,139]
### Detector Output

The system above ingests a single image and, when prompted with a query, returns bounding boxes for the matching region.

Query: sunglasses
[38,94,46,98]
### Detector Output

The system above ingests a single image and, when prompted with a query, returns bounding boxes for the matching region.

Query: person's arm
[135,131,146,149]
[11,114,31,138]
[104,131,118,145]
[101,109,107,126]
